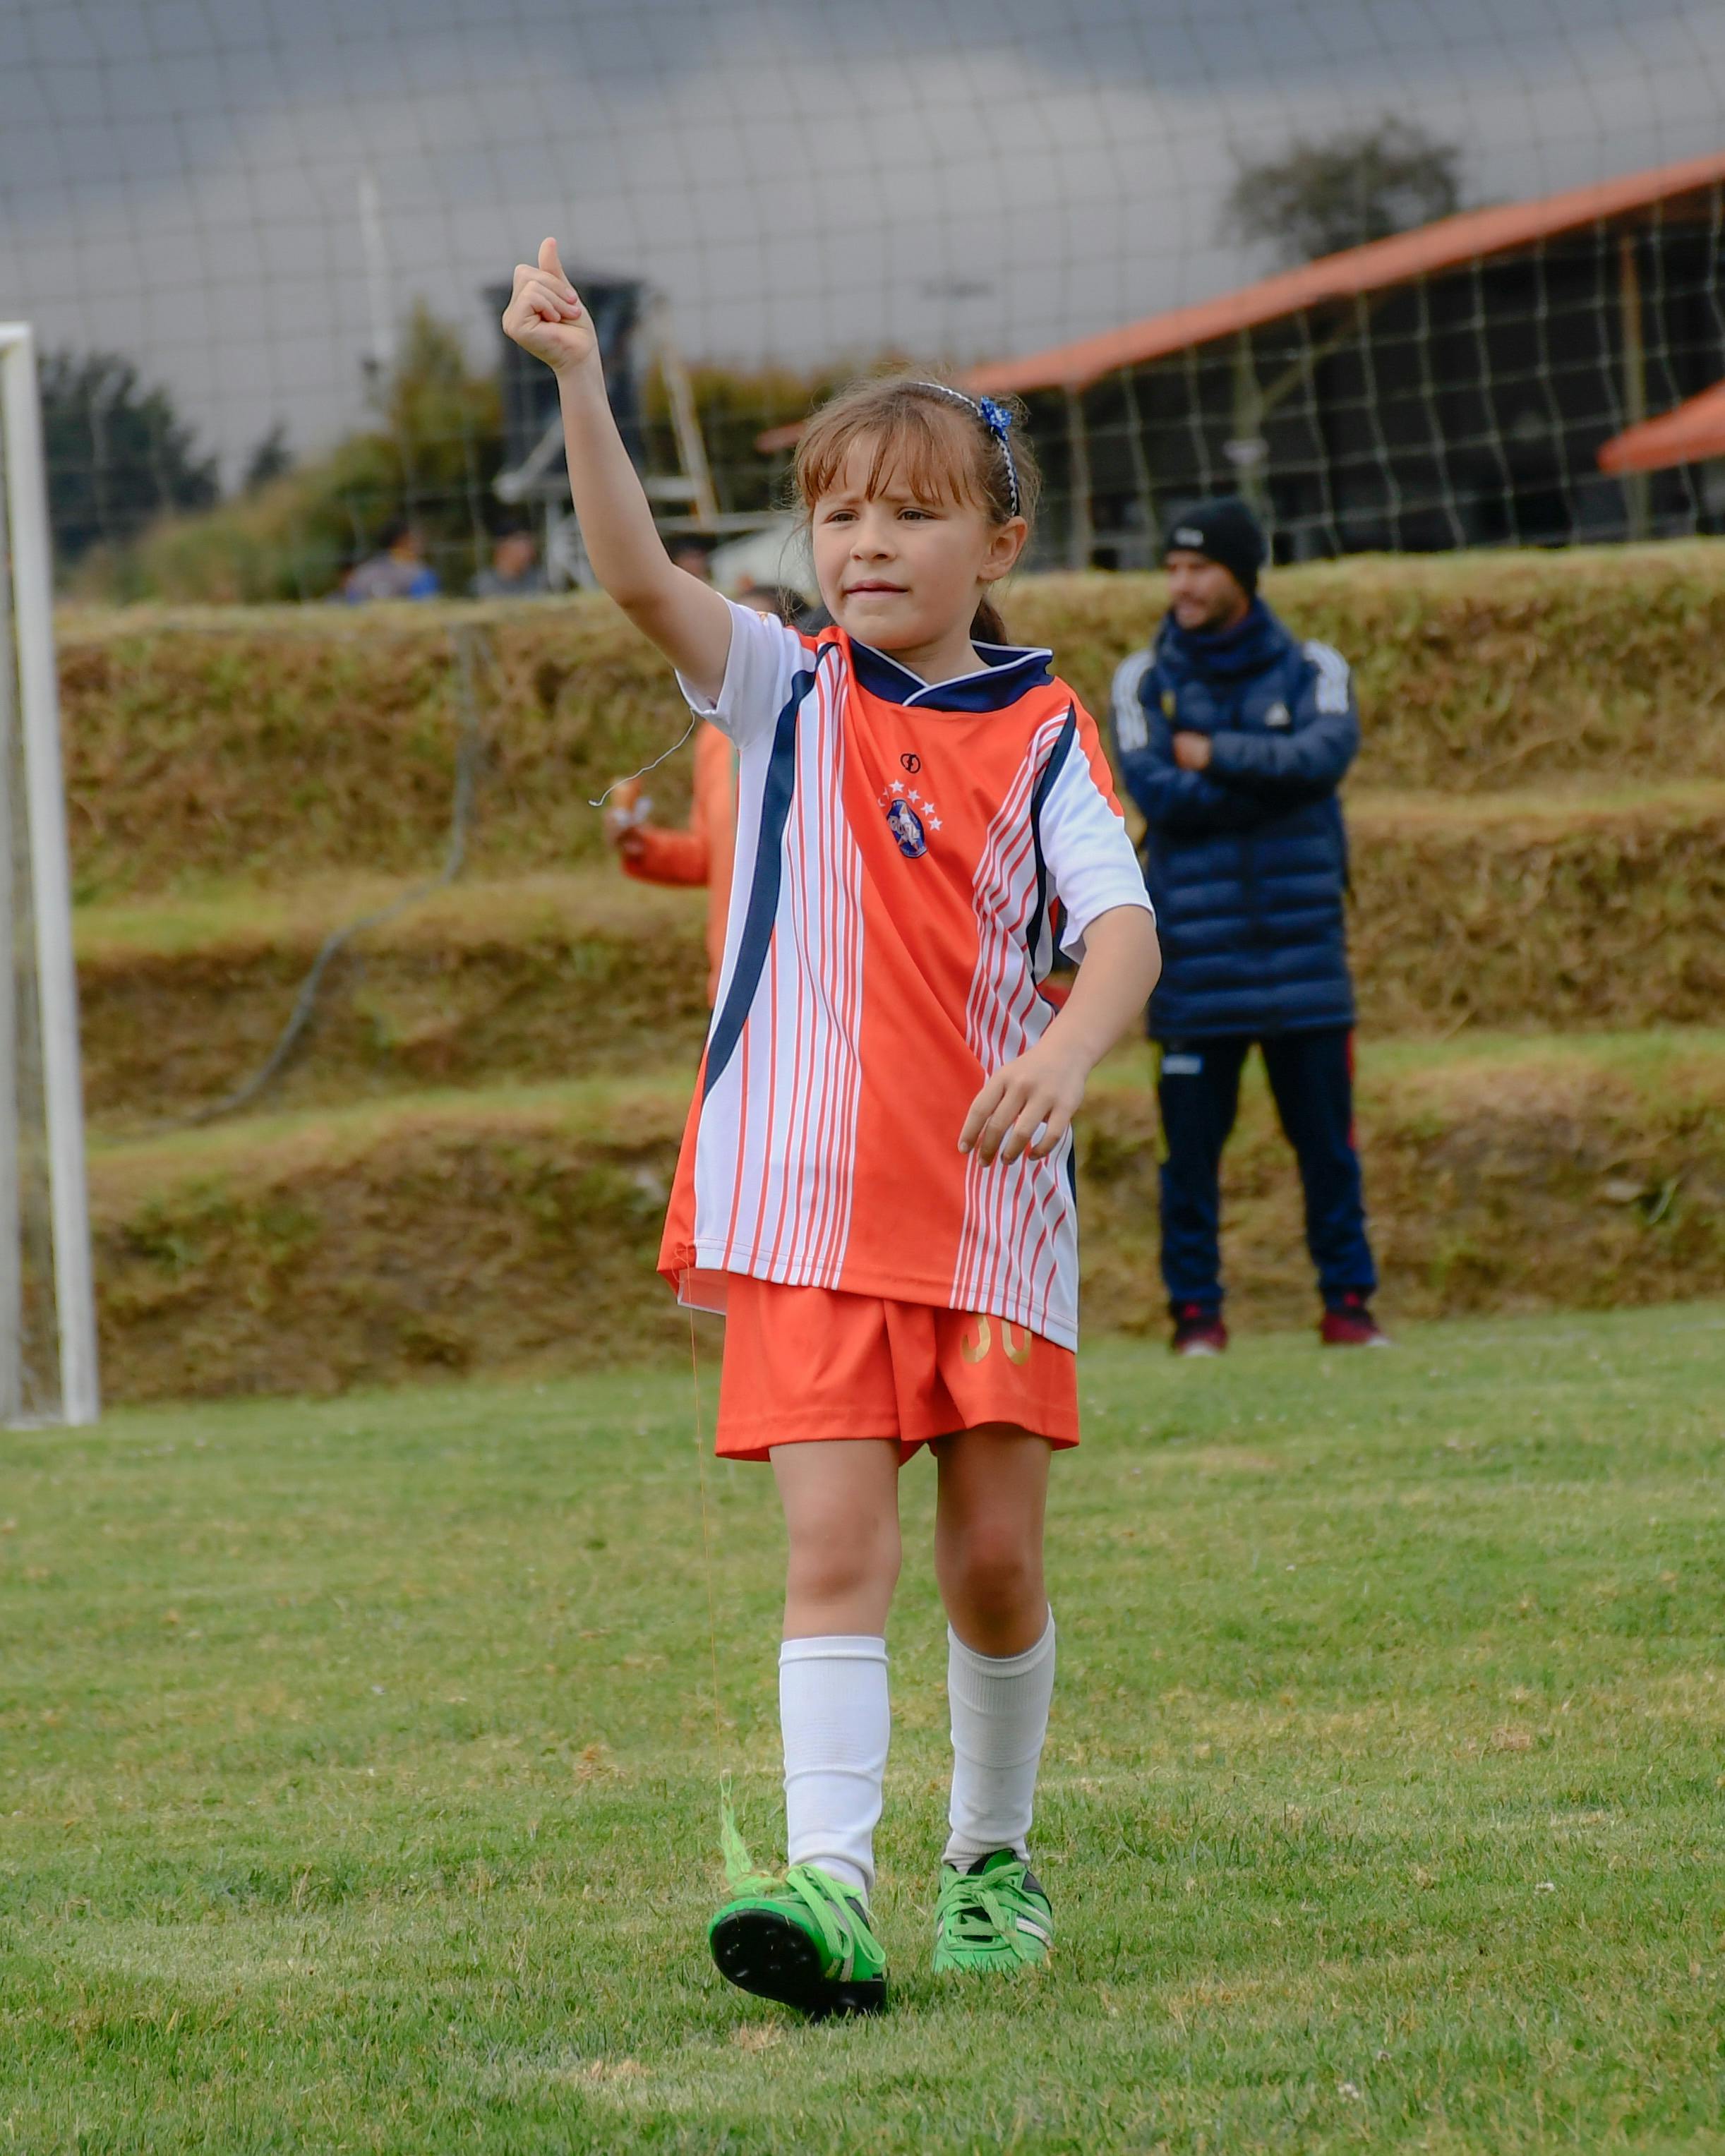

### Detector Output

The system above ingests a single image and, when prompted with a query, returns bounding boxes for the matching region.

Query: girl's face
[809,437,1026,657]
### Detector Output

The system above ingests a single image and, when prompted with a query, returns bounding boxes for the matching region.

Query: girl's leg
[774,1438,903,1639]
[770,1438,903,1897]
[932,1425,1056,1866]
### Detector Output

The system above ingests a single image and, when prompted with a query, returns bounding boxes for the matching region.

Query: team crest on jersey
[878,776,941,859]
[886,799,927,857]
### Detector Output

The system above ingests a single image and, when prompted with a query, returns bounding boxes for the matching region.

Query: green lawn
[4,1306,1724,2153]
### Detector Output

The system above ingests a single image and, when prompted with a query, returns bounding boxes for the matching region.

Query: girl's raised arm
[502,239,733,701]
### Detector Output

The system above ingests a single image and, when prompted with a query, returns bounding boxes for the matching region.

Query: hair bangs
[797,392,987,514]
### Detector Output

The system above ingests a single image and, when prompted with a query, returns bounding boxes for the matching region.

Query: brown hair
[793,375,1040,646]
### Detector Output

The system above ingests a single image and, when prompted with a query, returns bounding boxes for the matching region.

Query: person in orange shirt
[601,588,789,1004]
[603,722,735,1004]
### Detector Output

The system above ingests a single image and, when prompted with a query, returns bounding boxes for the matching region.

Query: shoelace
[939,1868,1030,1946]
[720,1791,862,1976]
[783,1865,860,1975]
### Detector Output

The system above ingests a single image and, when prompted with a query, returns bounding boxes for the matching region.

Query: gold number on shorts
[961,1314,1032,1365]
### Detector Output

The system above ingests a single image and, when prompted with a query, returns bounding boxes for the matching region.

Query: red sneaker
[1320,1294,1392,1348]
[1170,1306,1229,1357]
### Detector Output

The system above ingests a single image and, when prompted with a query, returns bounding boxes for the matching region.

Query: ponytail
[970,596,1009,644]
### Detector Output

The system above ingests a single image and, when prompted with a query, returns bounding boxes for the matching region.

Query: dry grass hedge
[76,787,1725,1130]
[79,872,711,1133]
[90,1037,1725,1401]
[1348,785,1725,1036]
[59,541,1725,896]
[1014,546,1725,794]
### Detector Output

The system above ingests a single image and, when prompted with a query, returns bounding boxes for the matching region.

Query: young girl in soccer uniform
[505,242,1160,2021]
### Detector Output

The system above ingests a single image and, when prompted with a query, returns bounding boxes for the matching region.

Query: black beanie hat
[1163,495,1266,596]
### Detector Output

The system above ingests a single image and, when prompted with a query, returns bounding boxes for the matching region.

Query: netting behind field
[2,0,1724,597]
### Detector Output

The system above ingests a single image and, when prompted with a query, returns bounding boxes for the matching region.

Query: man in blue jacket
[1111,497,1388,1355]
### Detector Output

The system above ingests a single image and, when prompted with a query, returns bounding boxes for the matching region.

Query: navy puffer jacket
[1110,601,1359,1040]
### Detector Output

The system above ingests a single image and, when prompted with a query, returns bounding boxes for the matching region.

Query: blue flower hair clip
[973,398,1020,512]
[914,381,1023,517]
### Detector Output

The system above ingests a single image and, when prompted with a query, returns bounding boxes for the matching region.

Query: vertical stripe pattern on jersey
[692,645,865,1287]
[766,651,865,1286]
[950,713,1079,1342]
[703,657,824,1097]
[1021,707,1076,984]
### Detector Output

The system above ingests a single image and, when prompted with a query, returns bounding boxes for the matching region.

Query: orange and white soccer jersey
[657,599,1153,1352]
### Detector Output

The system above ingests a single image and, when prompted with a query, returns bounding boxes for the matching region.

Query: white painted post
[0,579,21,1422]
[0,325,99,1424]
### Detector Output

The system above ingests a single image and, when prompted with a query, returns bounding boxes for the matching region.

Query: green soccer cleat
[709,1863,888,2021]
[932,1850,1054,1973]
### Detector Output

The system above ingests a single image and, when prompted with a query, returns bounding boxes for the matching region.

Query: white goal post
[0,323,98,1426]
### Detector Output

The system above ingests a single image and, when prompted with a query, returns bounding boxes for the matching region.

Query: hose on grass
[160,622,491,1133]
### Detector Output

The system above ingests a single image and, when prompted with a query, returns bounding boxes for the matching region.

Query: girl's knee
[786,1508,901,1603]
[946,1522,1041,1617]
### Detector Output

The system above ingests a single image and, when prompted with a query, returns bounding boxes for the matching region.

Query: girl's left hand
[959,1042,1088,1164]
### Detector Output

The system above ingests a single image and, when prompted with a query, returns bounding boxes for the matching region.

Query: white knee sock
[779,1634,890,1900]
[944,1614,1056,1867]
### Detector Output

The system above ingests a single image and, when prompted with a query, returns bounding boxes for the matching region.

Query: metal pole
[1064,387,1093,572]
[1228,331,1271,525]
[1618,233,1651,543]
[654,311,721,530]
[357,172,395,386]
[0,547,20,1421]
[0,326,99,1423]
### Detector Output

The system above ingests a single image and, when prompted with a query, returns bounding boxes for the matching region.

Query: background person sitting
[1110,496,1388,1355]
[470,524,548,597]
[342,519,440,602]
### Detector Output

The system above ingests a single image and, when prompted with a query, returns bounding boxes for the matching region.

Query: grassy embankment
[60,543,1725,1396]
[4,1305,1723,2152]
[90,1033,1725,1401]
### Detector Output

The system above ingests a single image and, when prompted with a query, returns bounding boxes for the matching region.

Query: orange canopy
[1598,379,1725,474]
[963,149,1725,398]
[757,147,1725,450]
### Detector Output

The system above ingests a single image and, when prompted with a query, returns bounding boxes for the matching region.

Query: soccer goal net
[0,325,97,1426]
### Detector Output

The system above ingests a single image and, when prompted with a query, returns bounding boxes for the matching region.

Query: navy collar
[847,634,1054,713]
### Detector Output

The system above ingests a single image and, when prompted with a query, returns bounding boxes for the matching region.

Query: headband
[913,381,1021,517]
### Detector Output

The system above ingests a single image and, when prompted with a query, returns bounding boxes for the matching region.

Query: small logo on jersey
[899,752,921,773]
[1161,688,1177,718]
[885,798,927,857]
[1265,701,1291,729]
[878,777,941,855]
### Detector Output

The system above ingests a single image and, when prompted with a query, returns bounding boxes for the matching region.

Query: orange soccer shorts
[714,1277,1081,1462]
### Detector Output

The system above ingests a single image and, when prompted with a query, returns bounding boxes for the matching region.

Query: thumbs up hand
[503,238,599,375]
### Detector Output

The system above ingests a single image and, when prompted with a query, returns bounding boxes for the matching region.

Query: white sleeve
[675,598,809,748]
[1110,649,1154,754]
[1039,735,1155,962]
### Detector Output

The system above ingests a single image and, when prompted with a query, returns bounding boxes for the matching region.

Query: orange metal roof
[1598,378,1725,473]
[960,147,1725,398]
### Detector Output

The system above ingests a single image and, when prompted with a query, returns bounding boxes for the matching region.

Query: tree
[367,301,504,557]
[1222,118,1464,267]
[241,422,293,493]
[72,302,506,603]
[39,351,219,562]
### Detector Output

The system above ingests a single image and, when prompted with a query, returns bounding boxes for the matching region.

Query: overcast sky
[1,0,1722,478]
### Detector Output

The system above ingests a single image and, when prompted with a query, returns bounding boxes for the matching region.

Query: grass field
[4,1303,1724,2153]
